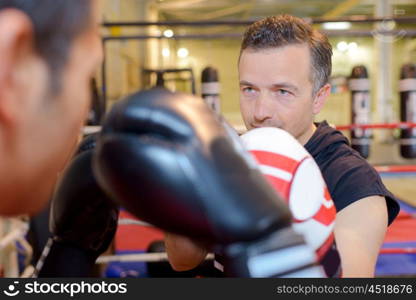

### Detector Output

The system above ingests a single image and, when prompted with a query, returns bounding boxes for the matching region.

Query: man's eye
[277,89,290,95]
[242,87,255,93]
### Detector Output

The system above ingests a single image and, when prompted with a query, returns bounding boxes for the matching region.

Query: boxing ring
[103,196,416,278]
[0,171,414,278]
[375,166,416,277]
[1,123,416,278]
[336,122,416,277]
[377,198,416,276]
[101,122,416,277]
[0,217,34,277]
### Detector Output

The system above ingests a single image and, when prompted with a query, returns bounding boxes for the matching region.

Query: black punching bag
[348,65,371,158]
[399,63,416,159]
[201,66,220,114]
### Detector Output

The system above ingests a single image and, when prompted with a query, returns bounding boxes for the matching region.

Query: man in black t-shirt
[165,15,399,277]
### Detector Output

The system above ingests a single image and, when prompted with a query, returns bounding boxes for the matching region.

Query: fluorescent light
[323,22,351,30]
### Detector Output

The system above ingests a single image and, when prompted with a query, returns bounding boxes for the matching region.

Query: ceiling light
[337,41,349,52]
[177,48,189,58]
[163,29,174,38]
[162,48,170,57]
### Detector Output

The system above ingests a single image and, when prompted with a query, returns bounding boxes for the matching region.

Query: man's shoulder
[312,133,367,173]
[311,134,383,198]
[307,121,351,162]
[328,148,372,170]
[320,144,378,184]
[307,121,380,190]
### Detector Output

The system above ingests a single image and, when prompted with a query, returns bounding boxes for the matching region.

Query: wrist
[34,238,98,277]
[221,228,324,278]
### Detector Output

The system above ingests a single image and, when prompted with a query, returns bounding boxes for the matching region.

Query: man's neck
[297,123,317,146]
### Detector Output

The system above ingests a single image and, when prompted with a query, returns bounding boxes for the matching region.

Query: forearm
[334,196,388,278]
[164,232,208,271]
[336,234,379,277]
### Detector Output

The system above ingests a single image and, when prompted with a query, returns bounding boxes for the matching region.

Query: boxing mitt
[241,128,341,277]
[94,88,323,277]
[34,134,119,277]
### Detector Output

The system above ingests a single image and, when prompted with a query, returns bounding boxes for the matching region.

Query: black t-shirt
[304,121,400,225]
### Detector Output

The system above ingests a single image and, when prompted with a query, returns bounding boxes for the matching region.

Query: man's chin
[0,194,50,217]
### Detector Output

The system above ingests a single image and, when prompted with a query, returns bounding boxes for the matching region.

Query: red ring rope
[375,165,416,173]
[380,248,416,254]
[335,122,416,130]
[330,122,416,173]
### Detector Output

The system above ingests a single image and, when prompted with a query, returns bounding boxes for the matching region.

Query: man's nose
[253,95,272,123]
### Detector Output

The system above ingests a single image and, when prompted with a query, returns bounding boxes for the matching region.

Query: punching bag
[348,65,371,158]
[201,66,221,114]
[399,63,416,159]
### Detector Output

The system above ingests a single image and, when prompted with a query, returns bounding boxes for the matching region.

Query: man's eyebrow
[239,81,299,93]
[271,82,299,93]
[239,80,254,86]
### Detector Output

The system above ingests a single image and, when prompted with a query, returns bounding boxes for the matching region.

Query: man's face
[239,44,318,143]
[0,0,103,215]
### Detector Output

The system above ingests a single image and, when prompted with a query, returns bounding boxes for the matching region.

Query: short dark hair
[0,0,92,92]
[241,15,332,95]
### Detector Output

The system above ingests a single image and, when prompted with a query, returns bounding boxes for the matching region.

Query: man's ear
[0,9,35,126]
[312,83,331,115]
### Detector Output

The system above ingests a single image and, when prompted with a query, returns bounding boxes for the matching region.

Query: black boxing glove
[94,88,322,277]
[34,134,119,277]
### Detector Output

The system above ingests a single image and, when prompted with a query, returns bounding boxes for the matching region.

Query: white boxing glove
[241,127,341,277]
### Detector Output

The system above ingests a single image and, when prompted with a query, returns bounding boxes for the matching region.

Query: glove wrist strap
[222,228,324,278]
